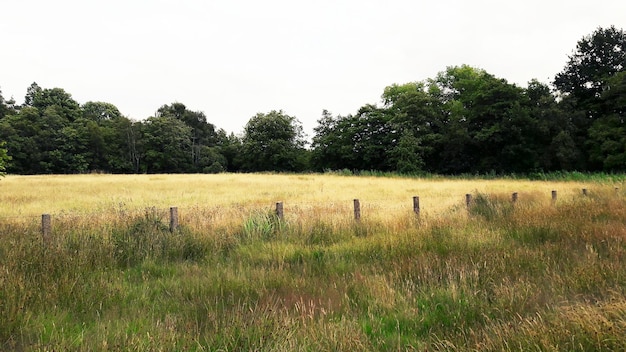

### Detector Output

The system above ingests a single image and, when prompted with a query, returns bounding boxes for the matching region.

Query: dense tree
[0,107,42,174]
[311,107,396,172]
[430,65,553,173]
[382,82,443,172]
[3,25,625,175]
[239,110,308,172]
[156,102,227,172]
[0,141,9,177]
[311,110,354,171]
[23,82,42,107]
[587,71,626,170]
[141,115,192,173]
[82,101,123,122]
[29,86,82,122]
[525,80,584,171]
[0,88,15,120]
[554,26,626,170]
[554,26,626,120]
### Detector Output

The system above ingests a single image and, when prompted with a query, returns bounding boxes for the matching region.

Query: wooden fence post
[169,207,178,232]
[42,214,51,245]
[512,192,518,204]
[275,202,284,220]
[465,194,472,209]
[413,196,420,217]
[353,199,361,221]
[551,190,557,204]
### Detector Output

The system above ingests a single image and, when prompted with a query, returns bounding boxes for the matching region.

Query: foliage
[0,141,10,177]
[1,26,626,175]
[239,110,308,172]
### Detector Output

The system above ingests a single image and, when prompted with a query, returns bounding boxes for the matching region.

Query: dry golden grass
[0,173,603,218]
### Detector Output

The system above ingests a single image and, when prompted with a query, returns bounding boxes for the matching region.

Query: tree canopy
[1,26,624,175]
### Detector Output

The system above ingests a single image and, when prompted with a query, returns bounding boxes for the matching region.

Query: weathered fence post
[275,202,284,221]
[41,214,51,245]
[465,194,472,209]
[413,196,420,217]
[353,199,361,221]
[169,207,179,232]
[512,192,518,204]
[551,190,557,204]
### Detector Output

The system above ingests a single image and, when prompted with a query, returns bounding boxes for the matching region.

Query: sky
[2,0,625,137]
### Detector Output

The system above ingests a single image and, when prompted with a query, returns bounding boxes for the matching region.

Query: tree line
[1,26,625,175]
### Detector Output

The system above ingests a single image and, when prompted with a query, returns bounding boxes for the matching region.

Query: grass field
[1,173,626,351]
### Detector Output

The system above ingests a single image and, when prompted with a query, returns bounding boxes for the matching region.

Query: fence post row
[40,189,610,242]
[169,207,179,233]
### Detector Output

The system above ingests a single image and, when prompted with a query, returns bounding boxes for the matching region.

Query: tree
[141,115,193,173]
[156,102,225,171]
[389,130,424,174]
[526,80,584,171]
[0,141,10,177]
[82,101,123,122]
[0,88,15,120]
[554,26,626,169]
[554,26,626,121]
[311,107,396,172]
[587,71,626,170]
[0,107,42,174]
[311,110,352,171]
[23,82,42,107]
[427,65,534,173]
[382,82,442,172]
[239,110,308,172]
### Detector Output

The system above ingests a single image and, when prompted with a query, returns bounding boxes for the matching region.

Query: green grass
[2,185,626,350]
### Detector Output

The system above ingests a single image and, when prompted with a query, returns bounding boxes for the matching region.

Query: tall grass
[1,174,625,350]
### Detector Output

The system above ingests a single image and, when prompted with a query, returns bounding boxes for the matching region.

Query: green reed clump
[111,208,212,267]
[239,209,285,242]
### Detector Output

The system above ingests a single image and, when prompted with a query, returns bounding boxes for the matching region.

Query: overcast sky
[2,0,625,136]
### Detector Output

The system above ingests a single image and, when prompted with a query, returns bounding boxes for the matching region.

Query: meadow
[1,173,626,351]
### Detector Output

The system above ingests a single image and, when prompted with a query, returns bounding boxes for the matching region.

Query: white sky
[2,0,625,137]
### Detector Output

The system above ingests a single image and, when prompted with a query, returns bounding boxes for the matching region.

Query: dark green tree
[554,26,626,169]
[82,101,123,122]
[587,71,626,170]
[311,110,351,171]
[0,141,10,177]
[141,115,192,173]
[526,80,584,171]
[156,102,226,172]
[239,110,308,172]
[0,88,16,120]
[30,87,81,122]
[0,107,42,174]
[382,82,442,172]
[427,65,534,173]
[23,82,42,107]
[554,26,626,121]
